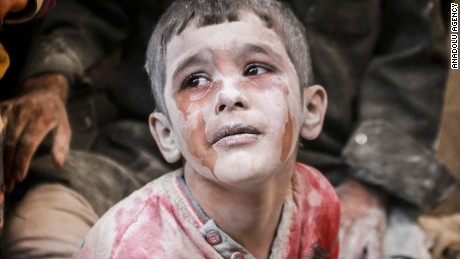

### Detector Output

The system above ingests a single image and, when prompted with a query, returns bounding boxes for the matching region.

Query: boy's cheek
[173,91,215,122]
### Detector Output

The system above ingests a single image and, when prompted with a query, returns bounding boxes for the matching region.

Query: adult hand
[419,213,460,259]
[337,179,387,259]
[1,73,71,192]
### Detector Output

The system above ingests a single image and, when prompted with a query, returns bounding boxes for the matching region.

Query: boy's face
[152,13,322,185]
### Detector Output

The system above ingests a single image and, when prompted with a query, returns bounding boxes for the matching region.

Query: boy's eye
[182,74,211,89]
[243,64,272,76]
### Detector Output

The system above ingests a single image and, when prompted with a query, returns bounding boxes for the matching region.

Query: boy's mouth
[210,124,262,146]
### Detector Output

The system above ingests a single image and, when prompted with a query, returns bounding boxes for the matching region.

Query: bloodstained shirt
[73,163,340,258]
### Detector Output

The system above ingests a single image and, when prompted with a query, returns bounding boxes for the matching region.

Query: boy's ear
[149,112,182,163]
[300,85,328,140]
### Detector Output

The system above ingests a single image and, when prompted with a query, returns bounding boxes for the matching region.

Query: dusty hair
[145,0,313,114]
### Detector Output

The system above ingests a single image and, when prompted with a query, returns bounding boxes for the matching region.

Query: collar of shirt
[175,172,296,259]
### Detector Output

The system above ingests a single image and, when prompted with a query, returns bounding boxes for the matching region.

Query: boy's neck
[184,158,296,258]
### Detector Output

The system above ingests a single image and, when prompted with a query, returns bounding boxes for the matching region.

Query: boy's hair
[145,0,313,114]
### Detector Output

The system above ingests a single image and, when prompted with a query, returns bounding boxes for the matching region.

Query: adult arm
[1,0,129,191]
[343,0,456,209]
[339,0,456,258]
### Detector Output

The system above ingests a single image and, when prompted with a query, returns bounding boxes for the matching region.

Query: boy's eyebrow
[172,52,210,80]
[238,43,275,58]
[236,43,284,64]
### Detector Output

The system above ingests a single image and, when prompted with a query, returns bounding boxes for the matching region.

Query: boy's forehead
[170,12,274,45]
[165,12,290,70]
[180,9,268,34]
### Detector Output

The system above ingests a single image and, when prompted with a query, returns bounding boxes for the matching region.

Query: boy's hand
[337,179,387,259]
[1,73,71,192]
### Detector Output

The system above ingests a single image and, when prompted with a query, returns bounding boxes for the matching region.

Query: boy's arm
[1,0,129,191]
[21,0,129,83]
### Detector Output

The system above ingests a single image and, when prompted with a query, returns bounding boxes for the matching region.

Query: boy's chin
[212,157,286,185]
[213,170,273,186]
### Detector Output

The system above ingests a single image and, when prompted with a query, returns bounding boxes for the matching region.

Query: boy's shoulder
[293,162,340,248]
[104,169,181,217]
[294,162,339,202]
[74,170,186,258]
[294,162,340,214]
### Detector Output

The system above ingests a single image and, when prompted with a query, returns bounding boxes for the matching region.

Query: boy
[73,0,339,258]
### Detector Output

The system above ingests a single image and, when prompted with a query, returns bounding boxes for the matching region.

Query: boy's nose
[214,81,248,114]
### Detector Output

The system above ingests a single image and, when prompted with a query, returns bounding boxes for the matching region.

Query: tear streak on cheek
[280,112,294,162]
[173,93,190,121]
[188,112,218,178]
[173,84,219,119]
[173,91,218,179]
[174,93,200,133]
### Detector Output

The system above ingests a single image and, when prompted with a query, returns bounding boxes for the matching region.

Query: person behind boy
[0,0,55,234]
[74,0,339,258]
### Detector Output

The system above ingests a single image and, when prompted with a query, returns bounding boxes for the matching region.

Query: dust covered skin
[163,12,305,187]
